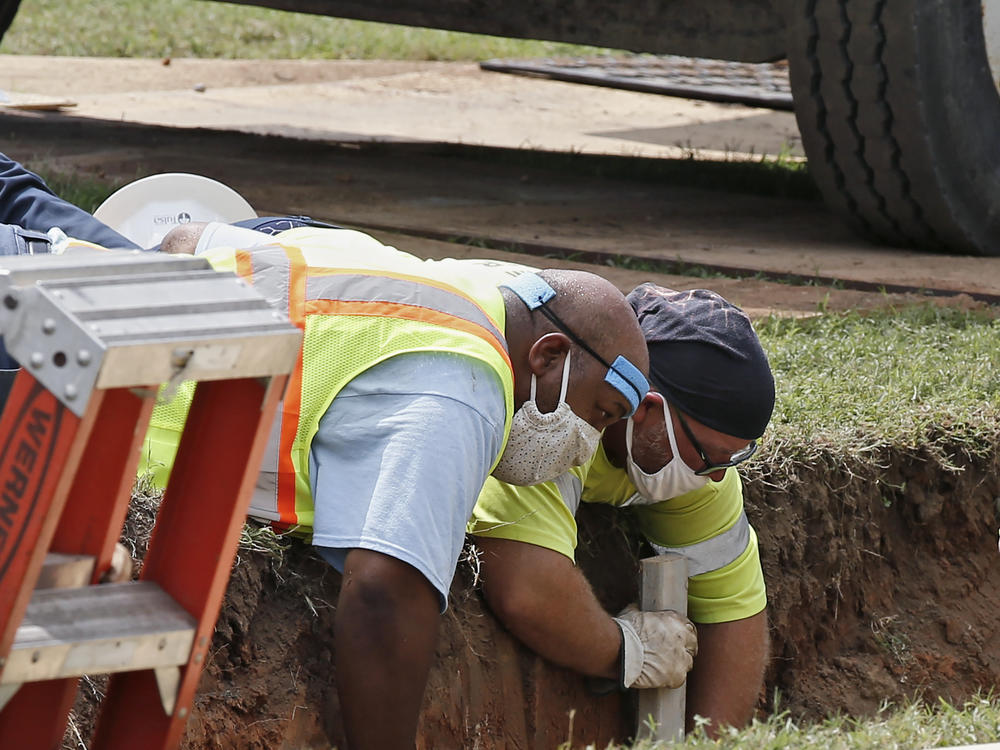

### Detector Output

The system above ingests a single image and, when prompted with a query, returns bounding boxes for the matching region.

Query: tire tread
[789,0,947,249]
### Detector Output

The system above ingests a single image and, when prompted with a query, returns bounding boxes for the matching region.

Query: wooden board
[636,553,688,743]
[0,91,76,111]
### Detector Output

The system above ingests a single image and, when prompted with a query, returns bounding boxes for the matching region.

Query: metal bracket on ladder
[0,249,300,416]
[0,249,302,749]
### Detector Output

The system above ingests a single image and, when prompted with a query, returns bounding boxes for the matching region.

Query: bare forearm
[494,582,621,679]
[476,536,621,679]
[685,610,769,737]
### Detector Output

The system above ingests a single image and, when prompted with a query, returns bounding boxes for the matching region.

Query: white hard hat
[93,173,257,248]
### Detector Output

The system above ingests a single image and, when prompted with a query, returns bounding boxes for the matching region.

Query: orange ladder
[0,249,301,749]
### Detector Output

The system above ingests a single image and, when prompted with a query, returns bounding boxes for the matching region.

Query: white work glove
[613,604,698,689]
[100,542,134,584]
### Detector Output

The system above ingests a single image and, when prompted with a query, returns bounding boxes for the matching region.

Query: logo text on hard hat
[152,212,194,227]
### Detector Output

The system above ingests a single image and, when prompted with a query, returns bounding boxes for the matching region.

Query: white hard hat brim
[93,172,258,248]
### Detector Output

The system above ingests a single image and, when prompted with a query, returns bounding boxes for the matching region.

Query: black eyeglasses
[673,406,758,476]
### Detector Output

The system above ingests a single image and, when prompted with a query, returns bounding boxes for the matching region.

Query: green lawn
[1,0,613,60]
[17,18,1000,742]
[756,304,1000,479]
[611,695,1000,749]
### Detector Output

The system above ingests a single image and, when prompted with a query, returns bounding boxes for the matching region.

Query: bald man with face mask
[144,223,650,750]
[469,284,775,738]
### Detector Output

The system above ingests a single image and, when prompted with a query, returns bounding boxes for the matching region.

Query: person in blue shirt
[0,152,140,256]
[0,152,141,400]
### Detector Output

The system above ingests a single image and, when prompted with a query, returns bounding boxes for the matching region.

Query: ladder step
[36,553,95,590]
[1,582,196,685]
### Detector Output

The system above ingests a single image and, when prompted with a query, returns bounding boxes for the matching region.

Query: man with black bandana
[469,284,775,737]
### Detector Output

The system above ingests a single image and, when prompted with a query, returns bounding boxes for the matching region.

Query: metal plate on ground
[0,89,76,111]
[480,55,793,111]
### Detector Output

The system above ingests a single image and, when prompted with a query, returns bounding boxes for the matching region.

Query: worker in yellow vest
[149,221,652,750]
[470,285,774,736]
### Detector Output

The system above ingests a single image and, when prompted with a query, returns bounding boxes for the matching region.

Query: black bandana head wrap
[627,284,775,440]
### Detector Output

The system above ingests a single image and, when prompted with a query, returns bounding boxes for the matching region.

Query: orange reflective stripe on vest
[235,249,255,283]
[228,242,512,529]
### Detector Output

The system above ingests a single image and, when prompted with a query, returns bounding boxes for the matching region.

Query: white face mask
[624,405,708,504]
[492,351,602,486]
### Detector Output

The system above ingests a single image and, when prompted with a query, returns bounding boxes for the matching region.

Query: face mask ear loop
[625,416,637,465]
[557,350,572,404]
[663,404,684,463]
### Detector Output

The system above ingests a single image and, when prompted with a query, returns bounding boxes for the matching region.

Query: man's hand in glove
[613,604,698,689]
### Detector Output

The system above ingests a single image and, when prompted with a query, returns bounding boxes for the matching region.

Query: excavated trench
[66,442,998,750]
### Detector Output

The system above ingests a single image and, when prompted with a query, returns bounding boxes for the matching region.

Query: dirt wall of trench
[70,445,1000,749]
[754,447,1000,720]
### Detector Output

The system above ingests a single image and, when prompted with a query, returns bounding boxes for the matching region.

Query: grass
[592,695,1000,749]
[110,268,999,747]
[17,6,994,745]
[753,304,1000,481]
[425,142,818,201]
[1,0,614,60]
[29,163,126,214]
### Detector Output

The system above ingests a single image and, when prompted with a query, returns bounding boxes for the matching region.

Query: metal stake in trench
[635,553,689,744]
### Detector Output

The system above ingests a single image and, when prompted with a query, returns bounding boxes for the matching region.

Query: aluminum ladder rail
[0,250,301,749]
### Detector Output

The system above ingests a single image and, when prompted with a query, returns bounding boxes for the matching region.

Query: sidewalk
[0,55,802,160]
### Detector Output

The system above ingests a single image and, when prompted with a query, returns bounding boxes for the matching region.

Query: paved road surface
[0,55,997,305]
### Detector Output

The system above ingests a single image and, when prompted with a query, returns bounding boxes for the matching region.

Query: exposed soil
[5,82,993,748]
[83,444,1000,750]
[752,450,1000,722]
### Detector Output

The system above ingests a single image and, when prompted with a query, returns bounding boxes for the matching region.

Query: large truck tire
[787,0,1000,256]
[0,0,20,41]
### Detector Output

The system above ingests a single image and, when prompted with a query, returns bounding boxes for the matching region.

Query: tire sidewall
[787,0,1000,254]
[907,0,1000,250]
[0,0,21,39]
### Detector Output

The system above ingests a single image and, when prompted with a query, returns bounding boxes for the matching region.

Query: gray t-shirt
[309,351,506,610]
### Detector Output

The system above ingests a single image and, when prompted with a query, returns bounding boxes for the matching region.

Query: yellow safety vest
[142,227,515,531]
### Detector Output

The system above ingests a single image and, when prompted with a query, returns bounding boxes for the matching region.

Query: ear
[631,391,665,427]
[526,332,571,377]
